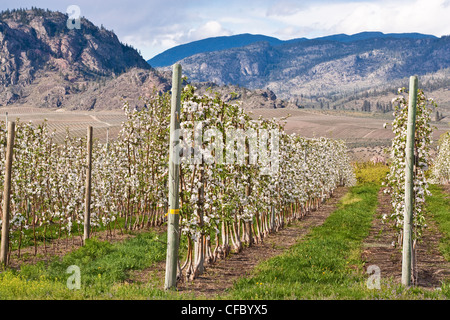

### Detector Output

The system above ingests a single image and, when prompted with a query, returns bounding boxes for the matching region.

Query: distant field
[0,107,127,144]
[249,108,450,162]
[249,108,448,139]
[1,106,448,162]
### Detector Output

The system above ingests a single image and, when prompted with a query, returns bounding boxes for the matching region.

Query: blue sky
[1,0,449,60]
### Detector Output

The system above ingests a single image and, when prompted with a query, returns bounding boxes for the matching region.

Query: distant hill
[0,8,168,109]
[148,31,437,68]
[0,8,284,111]
[147,33,286,68]
[155,32,450,114]
[315,31,437,42]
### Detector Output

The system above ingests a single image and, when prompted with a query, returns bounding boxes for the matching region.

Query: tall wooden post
[244,135,253,246]
[164,63,182,290]
[402,75,418,287]
[106,127,109,151]
[84,126,93,244]
[192,158,205,278]
[1,121,15,266]
[270,206,275,232]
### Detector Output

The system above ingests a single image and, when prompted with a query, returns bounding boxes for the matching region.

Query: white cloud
[337,0,450,35]
[187,21,232,42]
[141,21,232,59]
[268,0,450,38]
[266,0,308,16]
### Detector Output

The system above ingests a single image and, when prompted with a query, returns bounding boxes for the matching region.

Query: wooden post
[84,126,93,244]
[270,206,275,232]
[402,75,418,287]
[1,121,15,266]
[164,63,182,290]
[244,125,253,246]
[106,127,109,151]
[193,155,205,279]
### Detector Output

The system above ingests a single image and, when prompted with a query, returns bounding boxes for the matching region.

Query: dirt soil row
[362,186,450,288]
[133,187,349,296]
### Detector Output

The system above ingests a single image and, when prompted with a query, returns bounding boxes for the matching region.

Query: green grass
[0,231,178,299]
[228,184,380,299]
[427,185,450,262]
[227,182,450,300]
[423,184,450,298]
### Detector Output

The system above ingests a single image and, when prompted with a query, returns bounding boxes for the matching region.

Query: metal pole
[1,121,15,266]
[84,126,93,244]
[164,64,182,290]
[401,75,418,287]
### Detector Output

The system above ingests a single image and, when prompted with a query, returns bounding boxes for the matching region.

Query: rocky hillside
[0,8,168,110]
[156,70,293,110]
[160,33,450,111]
[193,82,294,109]
[0,8,290,110]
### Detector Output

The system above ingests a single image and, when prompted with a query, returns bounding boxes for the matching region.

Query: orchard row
[0,85,355,278]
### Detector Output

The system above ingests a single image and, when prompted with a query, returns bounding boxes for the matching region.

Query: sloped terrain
[162,34,450,113]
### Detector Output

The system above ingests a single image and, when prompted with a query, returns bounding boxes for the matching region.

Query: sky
[1,0,450,60]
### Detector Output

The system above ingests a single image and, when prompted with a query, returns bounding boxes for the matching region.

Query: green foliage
[2,183,449,300]
[0,271,84,300]
[425,185,450,297]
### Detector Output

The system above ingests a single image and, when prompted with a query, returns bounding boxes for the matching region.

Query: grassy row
[0,231,179,299]
[426,185,450,261]
[228,184,380,299]
[227,182,450,299]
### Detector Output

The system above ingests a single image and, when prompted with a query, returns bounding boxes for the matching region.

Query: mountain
[2,9,448,112]
[0,8,168,109]
[314,31,437,42]
[158,32,450,111]
[0,9,285,110]
[149,32,437,68]
[148,33,286,68]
